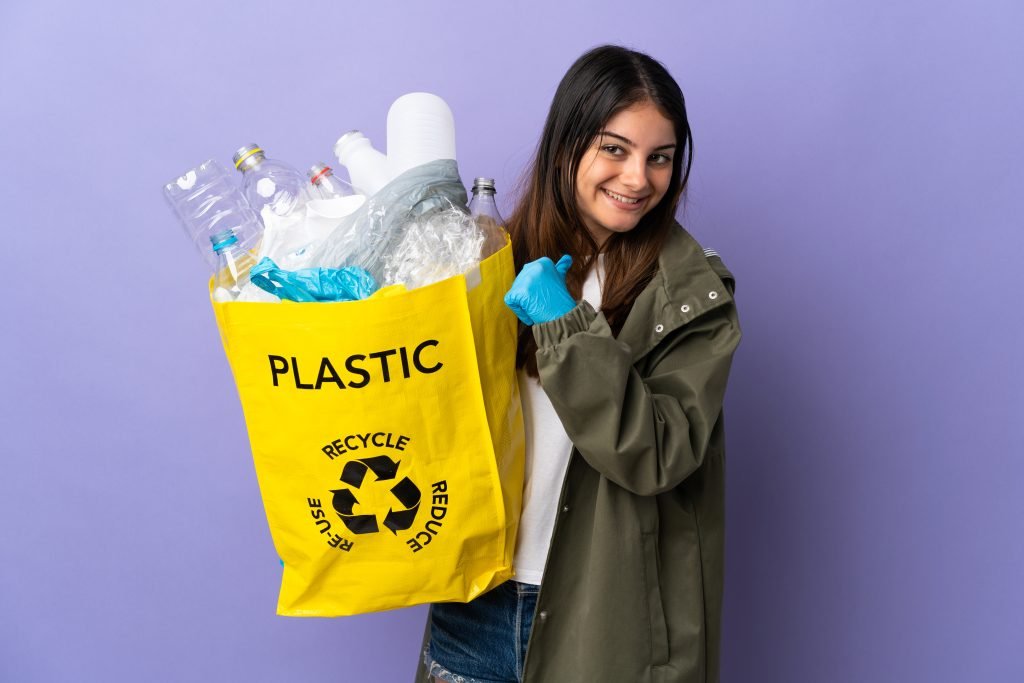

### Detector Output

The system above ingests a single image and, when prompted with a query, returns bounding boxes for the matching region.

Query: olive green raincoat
[415,225,741,683]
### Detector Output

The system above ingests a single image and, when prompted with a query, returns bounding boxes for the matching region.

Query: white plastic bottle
[333,131,390,197]
[386,92,457,180]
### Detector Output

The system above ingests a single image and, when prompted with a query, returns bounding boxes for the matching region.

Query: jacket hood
[616,224,736,362]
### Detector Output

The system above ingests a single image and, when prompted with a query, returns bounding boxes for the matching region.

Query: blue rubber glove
[249,258,379,302]
[504,254,576,326]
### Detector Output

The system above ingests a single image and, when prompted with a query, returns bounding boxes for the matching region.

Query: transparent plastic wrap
[305,159,470,282]
[382,203,484,289]
[258,195,365,272]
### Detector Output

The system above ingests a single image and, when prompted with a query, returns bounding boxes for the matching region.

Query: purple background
[2,1,1022,681]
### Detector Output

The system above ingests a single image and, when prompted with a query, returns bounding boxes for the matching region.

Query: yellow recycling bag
[211,242,524,616]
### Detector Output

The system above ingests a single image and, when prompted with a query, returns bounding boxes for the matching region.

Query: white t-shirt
[513,255,605,585]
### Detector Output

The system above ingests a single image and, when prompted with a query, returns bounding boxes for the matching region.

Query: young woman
[417,45,741,683]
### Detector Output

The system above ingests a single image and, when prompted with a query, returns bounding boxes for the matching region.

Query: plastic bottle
[386,92,457,181]
[163,159,263,272]
[305,162,367,231]
[232,144,307,218]
[468,177,508,259]
[211,228,259,302]
[307,163,355,199]
[333,131,390,197]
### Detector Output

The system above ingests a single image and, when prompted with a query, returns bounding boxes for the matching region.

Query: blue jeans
[424,581,539,683]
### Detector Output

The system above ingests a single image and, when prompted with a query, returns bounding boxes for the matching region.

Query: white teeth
[603,189,640,204]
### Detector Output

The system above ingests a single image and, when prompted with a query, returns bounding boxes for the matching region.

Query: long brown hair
[508,45,694,376]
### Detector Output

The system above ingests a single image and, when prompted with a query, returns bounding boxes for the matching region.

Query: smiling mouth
[602,188,646,205]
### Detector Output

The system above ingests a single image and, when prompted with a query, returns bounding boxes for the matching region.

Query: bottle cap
[232,144,265,172]
[472,177,496,194]
[210,229,239,253]
[308,163,333,185]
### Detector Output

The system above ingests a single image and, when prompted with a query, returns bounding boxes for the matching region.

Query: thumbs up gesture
[504,254,577,326]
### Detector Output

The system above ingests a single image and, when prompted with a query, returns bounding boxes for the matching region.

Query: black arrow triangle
[339,514,379,535]
[360,455,400,481]
[340,461,368,488]
[330,488,358,516]
[383,504,420,535]
[390,477,421,509]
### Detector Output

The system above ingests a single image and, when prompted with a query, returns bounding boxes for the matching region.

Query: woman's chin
[600,217,643,235]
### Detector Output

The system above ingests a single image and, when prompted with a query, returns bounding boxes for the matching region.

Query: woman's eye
[649,153,672,165]
[601,144,624,155]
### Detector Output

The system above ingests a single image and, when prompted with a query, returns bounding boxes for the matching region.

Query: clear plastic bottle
[468,177,508,259]
[211,228,259,302]
[163,160,263,272]
[307,163,355,199]
[333,131,390,197]
[232,144,307,218]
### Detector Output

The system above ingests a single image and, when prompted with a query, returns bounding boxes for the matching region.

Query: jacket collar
[615,224,735,362]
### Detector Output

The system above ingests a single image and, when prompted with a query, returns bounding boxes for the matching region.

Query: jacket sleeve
[532,296,740,496]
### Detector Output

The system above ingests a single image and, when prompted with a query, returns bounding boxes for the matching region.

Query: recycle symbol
[330,455,421,535]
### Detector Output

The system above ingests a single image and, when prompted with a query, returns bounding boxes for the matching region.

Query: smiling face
[574,101,677,247]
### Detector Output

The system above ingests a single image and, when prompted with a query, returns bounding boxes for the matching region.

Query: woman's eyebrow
[598,131,677,151]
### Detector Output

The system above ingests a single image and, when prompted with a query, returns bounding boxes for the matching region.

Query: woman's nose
[619,156,649,191]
